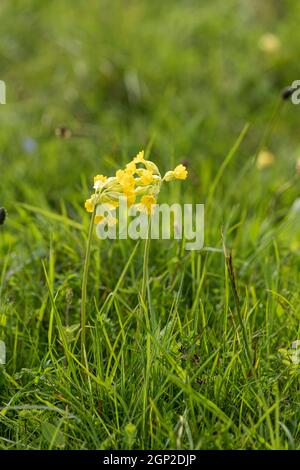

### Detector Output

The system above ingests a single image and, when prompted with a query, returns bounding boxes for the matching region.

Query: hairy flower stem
[138,218,151,335]
[81,207,96,365]
[141,229,150,303]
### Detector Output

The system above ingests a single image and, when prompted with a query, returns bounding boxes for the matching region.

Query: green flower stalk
[81,150,188,360]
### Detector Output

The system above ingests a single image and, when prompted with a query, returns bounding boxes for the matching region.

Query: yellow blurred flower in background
[258,33,281,53]
[256,149,275,170]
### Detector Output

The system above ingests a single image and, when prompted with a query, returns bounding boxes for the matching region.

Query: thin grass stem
[81,207,96,365]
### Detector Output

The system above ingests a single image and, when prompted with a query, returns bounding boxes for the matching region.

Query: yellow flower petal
[116,169,136,191]
[94,174,107,184]
[173,164,188,180]
[125,161,136,174]
[94,214,105,224]
[138,195,156,214]
[139,169,155,185]
[124,190,136,207]
[133,150,145,163]
[93,174,107,190]
[95,214,117,226]
[84,198,94,213]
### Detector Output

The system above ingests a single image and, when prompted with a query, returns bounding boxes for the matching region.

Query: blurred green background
[0,0,299,207]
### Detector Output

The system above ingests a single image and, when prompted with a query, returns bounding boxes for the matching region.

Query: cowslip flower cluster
[84,150,188,226]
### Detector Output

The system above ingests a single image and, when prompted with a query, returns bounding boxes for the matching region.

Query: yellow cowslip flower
[137,195,157,214]
[85,198,94,213]
[95,214,117,226]
[125,161,136,174]
[84,149,188,224]
[133,150,145,164]
[116,169,136,191]
[94,214,105,224]
[163,164,188,181]
[94,201,118,226]
[93,174,107,190]
[94,174,107,184]
[173,164,188,180]
[124,190,136,207]
[139,169,155,185]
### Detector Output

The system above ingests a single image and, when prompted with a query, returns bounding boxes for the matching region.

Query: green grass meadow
[1,0,300,450]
